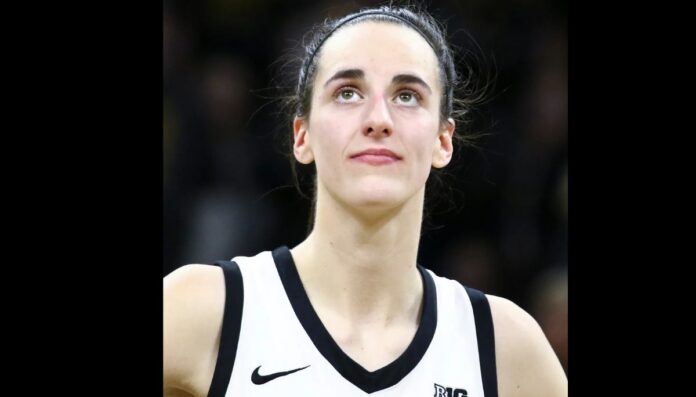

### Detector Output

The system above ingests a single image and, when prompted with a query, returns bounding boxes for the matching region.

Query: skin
[163,21,567,397]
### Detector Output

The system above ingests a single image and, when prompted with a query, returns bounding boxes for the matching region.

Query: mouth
[350,148,401,165]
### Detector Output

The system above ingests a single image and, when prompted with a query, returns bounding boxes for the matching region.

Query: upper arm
[488,295,567,397]
[164,264,226,397]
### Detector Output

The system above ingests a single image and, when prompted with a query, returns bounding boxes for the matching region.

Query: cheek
[309,111,353,169]
[401,120,439,165]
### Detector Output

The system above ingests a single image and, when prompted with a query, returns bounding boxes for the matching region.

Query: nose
[362,96,393,137]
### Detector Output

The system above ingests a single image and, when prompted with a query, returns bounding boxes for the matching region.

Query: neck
[290,183,425,325]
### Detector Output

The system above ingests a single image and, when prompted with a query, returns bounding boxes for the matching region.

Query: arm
[488,295,567,397]
[164,265,226,397]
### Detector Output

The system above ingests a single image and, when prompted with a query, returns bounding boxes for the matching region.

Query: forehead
[314,21,440,90]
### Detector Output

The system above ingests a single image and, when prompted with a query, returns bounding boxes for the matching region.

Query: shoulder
[164,264,227,397]
[164,264,226,299]
[486,295,567,397]
[164,265,227,327]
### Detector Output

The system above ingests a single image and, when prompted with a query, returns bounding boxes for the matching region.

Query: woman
[164,5,567,397]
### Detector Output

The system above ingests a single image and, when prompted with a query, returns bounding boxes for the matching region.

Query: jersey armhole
[464,286,499,397]
[207,260,244,397]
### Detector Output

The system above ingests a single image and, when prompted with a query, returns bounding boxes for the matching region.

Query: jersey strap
[464,287,499,397]
[207,260,244,397]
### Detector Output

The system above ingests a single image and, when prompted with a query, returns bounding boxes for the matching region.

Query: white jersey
[207,246,498,397]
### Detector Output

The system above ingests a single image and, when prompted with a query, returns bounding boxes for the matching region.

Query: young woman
[164,5,567,397]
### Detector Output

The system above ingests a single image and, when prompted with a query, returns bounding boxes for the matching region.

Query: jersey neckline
[271,245,438,394]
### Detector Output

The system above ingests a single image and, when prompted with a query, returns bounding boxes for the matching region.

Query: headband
[298,10,454,115]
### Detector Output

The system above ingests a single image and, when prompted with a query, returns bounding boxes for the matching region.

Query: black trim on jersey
[464,287,499,397]
[272,245,437,394]
[207,260,244,397]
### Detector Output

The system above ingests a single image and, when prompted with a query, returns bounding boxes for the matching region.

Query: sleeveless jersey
[207,246,498,397]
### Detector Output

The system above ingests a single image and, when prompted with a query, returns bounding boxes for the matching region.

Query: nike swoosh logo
[251,365,310,385]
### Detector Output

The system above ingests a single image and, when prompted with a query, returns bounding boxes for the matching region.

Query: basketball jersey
[207,246,498,397]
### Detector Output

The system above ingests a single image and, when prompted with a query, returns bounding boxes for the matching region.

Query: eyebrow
[392,74,432,94]
[323,69,364,87]
[323,69,432,94]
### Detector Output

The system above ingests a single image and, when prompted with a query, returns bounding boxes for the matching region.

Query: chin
[321,174,425,214]
[344,183,412,211]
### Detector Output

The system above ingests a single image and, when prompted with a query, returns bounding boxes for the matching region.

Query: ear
[293,116,314,164]
[432,117,455,169]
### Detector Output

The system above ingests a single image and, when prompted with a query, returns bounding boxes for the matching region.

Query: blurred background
[163,0,567,373]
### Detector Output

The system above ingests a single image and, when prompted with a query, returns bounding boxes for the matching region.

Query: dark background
[163,0,567,372]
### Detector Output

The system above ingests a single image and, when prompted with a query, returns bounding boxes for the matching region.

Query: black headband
[304,11,436,76]
[298,10,454,115]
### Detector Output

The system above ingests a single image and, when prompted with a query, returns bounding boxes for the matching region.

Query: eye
[335,87,362,103]
[394,90,420,106]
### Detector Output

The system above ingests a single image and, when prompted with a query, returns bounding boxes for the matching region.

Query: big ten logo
[433,383,468,397]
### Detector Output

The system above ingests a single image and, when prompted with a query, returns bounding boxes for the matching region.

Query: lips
[349,148,401,165]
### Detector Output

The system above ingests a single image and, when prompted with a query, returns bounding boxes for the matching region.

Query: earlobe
[293,116,315,164]
[432,118,455,169]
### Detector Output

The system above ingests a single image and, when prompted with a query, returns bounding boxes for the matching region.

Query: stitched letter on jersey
[434,383,468,397]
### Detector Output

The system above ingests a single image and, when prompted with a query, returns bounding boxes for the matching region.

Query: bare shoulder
[487,295,567,397]
[164,264,226,397]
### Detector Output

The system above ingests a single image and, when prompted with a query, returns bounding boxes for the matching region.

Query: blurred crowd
[163,0,567,373]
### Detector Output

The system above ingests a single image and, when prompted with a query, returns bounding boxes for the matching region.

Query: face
[293,21,454,211]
